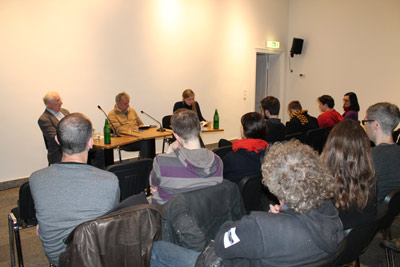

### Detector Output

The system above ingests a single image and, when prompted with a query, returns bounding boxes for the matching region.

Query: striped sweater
[150,147,223,205]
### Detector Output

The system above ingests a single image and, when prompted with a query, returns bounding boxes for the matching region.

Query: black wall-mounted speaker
[290,38,304,57]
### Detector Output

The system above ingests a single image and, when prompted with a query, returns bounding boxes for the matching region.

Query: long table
[93,127,173,166]
[93,126,223,167]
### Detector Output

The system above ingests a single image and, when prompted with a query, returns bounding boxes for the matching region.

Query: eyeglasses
[361,119,375,125]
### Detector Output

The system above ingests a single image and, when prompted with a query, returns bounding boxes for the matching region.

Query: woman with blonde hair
[321,119,377,229]
[173,89,207,122]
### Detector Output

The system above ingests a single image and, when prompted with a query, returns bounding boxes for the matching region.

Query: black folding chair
[335,206,387,267]
[106,159,153,201]
[377,189,400,267]
[284,131,306,143]
[238,173,278,214]
[304,127,332,154]
[393,129,400,145]
[162,115,174,153]
[8,181,37,267]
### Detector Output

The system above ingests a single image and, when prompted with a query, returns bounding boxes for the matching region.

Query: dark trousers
[120,140,151,159]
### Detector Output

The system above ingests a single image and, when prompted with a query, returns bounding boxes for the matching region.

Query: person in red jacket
[317,95,343,128]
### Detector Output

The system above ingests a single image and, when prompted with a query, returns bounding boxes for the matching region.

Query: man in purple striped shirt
[150,109,223,205]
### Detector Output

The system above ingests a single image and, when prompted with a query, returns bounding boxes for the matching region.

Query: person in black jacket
[285,100,319,135]
[260,96,285,143]
[173,89,207,123]
[223,112,269,184]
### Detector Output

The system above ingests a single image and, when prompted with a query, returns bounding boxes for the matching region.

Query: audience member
[317,95,343,128]
[342,92,360,121]
[30,113,120,266]
[150,109,223,205]
[173,89,207,123]
[108,91,149,158]
[321,119,376,230]
[38,91,70,164]
[151,140,344,266]
[260,96,285,143]
[222,112,269,184]
[285,100,319,135]
[364,102,400,202]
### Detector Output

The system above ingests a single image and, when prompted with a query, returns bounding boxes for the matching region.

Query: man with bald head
[38,91,70,164]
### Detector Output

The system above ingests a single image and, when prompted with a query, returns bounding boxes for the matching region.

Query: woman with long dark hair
[342,92,360,121]
[321,119,376,229]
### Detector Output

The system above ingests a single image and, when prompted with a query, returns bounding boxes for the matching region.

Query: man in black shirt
[260,96,285,143]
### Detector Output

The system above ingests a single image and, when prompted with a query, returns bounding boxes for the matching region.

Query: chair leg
[382,228,395,267]
[387,243,396,267]
[118,147,122,163]
[162,138,166,153]
[14,227,24,267]
[8,214,16,267]
[385,247,395,267]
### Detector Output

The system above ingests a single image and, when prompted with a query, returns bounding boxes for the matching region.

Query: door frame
[255,48,287,121]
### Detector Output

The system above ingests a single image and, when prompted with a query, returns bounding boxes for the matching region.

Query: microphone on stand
[140,111,165,132]
[97,105,120,137]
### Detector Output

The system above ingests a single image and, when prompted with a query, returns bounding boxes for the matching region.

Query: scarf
[290,110,309,125]
[232,139,269,152]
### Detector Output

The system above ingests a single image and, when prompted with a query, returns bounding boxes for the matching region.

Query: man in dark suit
[38,91,70,164]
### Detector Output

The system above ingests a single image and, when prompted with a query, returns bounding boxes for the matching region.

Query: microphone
[140,111,165,132]
[97,105,120,137]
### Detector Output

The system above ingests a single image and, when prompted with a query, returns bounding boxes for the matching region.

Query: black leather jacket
[59,204,164,267]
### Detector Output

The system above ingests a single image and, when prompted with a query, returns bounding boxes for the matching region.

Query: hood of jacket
[175,147,220,177]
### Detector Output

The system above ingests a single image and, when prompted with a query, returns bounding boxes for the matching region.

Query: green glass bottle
[213,109,219,129]
[103,119,111,144]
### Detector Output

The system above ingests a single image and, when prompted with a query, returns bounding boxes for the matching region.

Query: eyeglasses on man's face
[361,119,375,126]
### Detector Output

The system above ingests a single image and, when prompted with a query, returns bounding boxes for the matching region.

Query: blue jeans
[150,241,201,267]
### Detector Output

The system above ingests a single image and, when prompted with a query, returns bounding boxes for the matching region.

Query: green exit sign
[266,41,280,49]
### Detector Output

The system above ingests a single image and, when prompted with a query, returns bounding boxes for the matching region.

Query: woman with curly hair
[321,119,377,229]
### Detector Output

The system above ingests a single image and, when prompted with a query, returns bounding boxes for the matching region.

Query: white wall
[286,0,400,121]
[0,0,289,182]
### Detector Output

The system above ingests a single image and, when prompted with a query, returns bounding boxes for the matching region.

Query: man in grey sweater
[364,102,400,202]
[30,113,120,266]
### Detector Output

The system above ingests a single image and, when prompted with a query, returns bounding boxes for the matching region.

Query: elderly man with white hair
[38,91,70,164]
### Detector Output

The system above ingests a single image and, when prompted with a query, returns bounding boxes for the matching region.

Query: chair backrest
[59,204,164,267]
[238,173,278,214]
[162,115,172,129]
[393,129,400,145]
[212,145,233,160]
[304,127,332,154]
[379,189,400,232]
[162,180,246,252]
[18,181,37,226]
[284,131,306,143]
[106,159,153,202]
[335,208,386,265]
